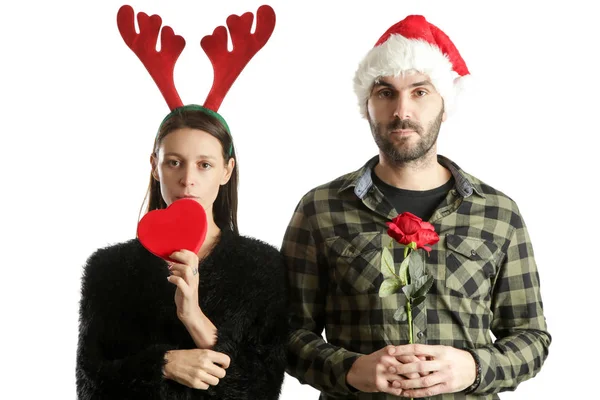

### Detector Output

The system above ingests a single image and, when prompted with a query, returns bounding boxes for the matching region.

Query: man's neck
[374,151,451,191]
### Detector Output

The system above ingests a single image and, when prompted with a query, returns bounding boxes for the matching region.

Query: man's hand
[388,344,477,397]
[346,345,422,396]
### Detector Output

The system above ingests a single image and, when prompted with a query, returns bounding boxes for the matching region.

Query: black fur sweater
[76,229,289,399]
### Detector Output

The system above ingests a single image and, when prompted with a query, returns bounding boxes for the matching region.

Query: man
[282,15,551,399]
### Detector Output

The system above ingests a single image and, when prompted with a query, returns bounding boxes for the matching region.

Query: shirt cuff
[333,350,363,394]
[463,348,482,394]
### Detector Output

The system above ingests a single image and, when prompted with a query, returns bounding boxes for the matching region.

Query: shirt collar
[339,154,486,199]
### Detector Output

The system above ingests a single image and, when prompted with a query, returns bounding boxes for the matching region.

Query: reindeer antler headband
[116,4,276,138]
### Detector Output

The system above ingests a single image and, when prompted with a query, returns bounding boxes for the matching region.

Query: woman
[76,106,289,399]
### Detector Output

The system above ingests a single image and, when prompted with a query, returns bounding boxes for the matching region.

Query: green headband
[157,104,233,156]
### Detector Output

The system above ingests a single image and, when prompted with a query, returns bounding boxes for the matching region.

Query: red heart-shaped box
[137,198,208,260]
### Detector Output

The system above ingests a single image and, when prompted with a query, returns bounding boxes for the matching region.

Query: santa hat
[353,15,469,119]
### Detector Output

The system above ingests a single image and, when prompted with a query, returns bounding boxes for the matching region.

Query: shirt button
[417,331,424,339]
[471,250,477,256]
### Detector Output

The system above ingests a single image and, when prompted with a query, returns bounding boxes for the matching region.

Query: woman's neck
[198,221,221,260]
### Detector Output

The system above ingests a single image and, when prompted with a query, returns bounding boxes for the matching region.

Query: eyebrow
[409,80,434,88]
[373,79,435,90]
[164,152,217,160]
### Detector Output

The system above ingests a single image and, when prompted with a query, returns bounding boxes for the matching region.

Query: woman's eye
[200,162,211,169]
[167,160,180,167]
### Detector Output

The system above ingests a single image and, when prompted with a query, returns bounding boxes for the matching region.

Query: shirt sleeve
[468,211,552,395]
[282,197,362,395]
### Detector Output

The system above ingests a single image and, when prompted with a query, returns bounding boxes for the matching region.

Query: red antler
[117,5,185,110]
[201,5,276,111]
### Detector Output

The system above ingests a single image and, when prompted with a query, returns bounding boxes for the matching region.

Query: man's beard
[370,108,444,164]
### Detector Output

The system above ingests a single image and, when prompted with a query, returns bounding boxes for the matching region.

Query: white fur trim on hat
[353,34,462,119]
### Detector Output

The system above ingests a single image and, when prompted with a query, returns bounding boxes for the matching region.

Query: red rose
[385,212,440,252]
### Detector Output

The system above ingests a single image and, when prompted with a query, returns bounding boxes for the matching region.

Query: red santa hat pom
[353,15,470,119]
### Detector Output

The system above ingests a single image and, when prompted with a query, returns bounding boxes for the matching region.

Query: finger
[179,376,208,390]
[380,356,413,378]
[384,344,397,357]
[169,262,195,278]
[395,359,442,377]
[391,379,403,388]
[381,384,403,397]
[395,355,421,364]
[390,355,426,378]
[376,357,417,380]
[375,375,403,396]
[196,370,220,386]
[383,372,404,382]
[168,250,187,262]
[398,372,444,390]
[178,249,196,257]
[391,368,421,380]
[169,249,197,265]
[169,270,197,290]
[168,263,188,277]
[388,367,420,380]
[380,355,403,369]
[168,262,198,285]
[208,351,231,368]
[204,363,227,379]
[167,275,190,293]
[192,381,209,390]
[390,344,439,358]
[400,382,446,398]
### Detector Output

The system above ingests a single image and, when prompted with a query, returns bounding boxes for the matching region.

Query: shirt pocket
[325,232,383,295]
[444,234,500,299]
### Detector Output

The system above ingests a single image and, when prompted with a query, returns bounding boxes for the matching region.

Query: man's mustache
[387,118,422,134]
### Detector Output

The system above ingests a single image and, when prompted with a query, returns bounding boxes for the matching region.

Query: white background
[1,0,597,398]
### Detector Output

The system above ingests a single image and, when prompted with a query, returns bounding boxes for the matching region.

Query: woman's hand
[166,249,201,322]
[167,250,217,348]
[163,349,230,390]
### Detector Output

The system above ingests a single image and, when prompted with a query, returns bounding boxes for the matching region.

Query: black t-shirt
[371,170,455,222]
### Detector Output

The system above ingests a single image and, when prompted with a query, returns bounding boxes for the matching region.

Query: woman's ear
[221,157,235,185]
[150,154,159,181]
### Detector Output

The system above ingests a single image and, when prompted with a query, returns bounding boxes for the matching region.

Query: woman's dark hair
[140,106,238,235]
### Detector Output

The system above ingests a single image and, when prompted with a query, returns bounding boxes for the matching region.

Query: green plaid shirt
[282,155,551,400]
